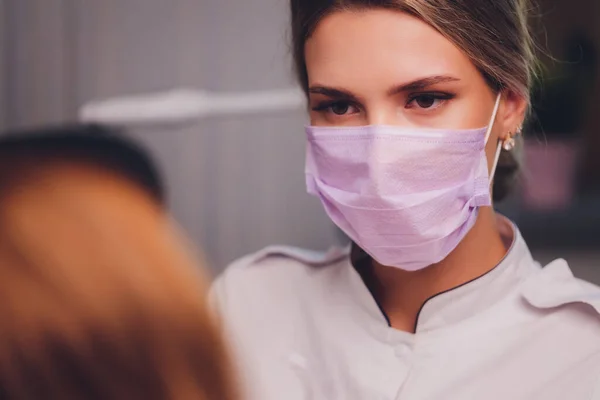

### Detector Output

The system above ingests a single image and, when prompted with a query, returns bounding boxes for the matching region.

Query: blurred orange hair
[0,154,237,400]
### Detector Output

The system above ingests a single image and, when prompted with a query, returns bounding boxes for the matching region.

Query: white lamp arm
[79,87,306,126]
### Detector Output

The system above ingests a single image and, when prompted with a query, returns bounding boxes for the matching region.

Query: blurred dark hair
[290,0,538,201]
[0,124,164,204]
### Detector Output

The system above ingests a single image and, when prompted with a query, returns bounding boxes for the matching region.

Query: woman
[0,125,238,400]
[213,1,600,399]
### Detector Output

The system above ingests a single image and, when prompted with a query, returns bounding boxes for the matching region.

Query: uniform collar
[348,216,542,334]
[414,218,540,332]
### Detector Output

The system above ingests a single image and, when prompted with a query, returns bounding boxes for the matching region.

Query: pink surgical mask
[305,95,503,271]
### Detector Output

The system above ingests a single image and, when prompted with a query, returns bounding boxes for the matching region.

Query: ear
[497,90,528,140]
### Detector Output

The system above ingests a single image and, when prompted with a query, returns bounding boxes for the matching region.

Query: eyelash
[406,92,456,108]
[311,92,456,115]
[311,101,355,113]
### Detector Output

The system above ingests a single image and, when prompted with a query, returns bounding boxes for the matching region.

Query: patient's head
[0,125,237,400]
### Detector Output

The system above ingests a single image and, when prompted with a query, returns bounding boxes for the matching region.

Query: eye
[406,93,454,110]
[312,101,359,116]
[414,95,437,108]
[331,102,351,115]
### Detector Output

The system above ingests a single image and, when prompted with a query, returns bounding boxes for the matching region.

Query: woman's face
[305,9,526,162]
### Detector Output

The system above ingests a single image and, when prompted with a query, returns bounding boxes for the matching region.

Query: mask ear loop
[485,93,503,187]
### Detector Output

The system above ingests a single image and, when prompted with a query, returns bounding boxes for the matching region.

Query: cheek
[449,89,498,129]
[446,84,499,173]
[309,113,330,126]
[481,97,504,174]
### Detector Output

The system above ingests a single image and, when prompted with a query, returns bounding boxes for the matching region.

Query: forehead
[304,9,477,88]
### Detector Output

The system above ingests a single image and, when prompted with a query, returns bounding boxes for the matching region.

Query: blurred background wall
[0,0,340,273]
[1,0,599,280]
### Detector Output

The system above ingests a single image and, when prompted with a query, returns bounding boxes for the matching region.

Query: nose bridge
[365,99,406,126]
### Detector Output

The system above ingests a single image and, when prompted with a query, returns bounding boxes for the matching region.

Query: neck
[367,208,507,332]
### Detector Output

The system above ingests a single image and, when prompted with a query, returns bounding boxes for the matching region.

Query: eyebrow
[387,75,460,95]
[308,86,360,102]
[308,75,460,101]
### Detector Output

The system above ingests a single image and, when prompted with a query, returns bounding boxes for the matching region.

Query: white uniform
[213,220,600,400]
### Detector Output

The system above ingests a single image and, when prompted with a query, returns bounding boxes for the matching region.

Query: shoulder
[516,258,600,390]
[215,245,350,291]
[210,246,349,400]
[211,245,350,316]
[522,258,600,325]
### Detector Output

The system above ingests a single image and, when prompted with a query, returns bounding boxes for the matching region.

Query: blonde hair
[290,0,537,199]
[0,156,238,400]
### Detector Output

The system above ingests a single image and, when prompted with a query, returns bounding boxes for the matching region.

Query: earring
[516,125,523,135]
[502,125,522,151]
[502,131,516,151]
